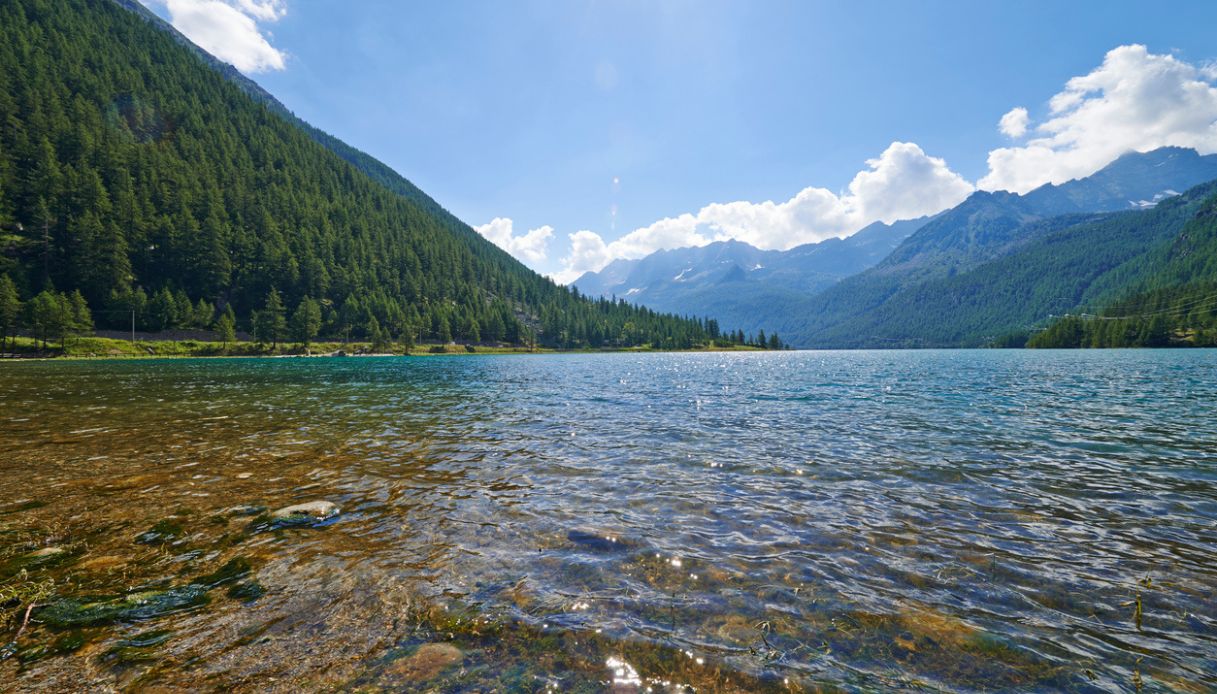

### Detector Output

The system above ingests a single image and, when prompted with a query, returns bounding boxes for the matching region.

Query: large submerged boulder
[248,500,341,532]
[272,500,339,524]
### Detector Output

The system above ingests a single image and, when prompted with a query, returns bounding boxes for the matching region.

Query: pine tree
[253,288,287,347]
[27,290,71,350]
[68,289,92,339]
[369,319,390,352]
[215,311,236,348]
[290,297,322,347]
[148,287,178,331]
[193,298,214,328]
[0,275,21,352]
[398,321,415,351]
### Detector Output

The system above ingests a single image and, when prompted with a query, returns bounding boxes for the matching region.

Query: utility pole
[42,218,51,288]
[131,309,136,347]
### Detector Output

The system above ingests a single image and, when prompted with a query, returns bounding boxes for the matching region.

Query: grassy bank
[0,335,762,360]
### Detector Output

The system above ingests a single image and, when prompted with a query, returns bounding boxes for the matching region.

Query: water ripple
[0,350,1215,691]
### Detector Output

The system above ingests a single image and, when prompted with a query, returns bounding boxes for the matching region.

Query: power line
[1091,293,1217,320]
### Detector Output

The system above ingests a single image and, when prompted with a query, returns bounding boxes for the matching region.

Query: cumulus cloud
[474,218,554,265]
[998,107,1029,138]
[552,142,973,283]
[981,45,1217,193]
[142,0,287,73]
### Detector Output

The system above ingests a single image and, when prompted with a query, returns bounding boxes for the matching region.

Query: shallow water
[0,350,1215,692]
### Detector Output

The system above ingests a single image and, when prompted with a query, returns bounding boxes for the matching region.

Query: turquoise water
[0,351,1215,691]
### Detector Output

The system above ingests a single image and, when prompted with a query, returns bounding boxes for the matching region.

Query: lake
[0,351,1214,692]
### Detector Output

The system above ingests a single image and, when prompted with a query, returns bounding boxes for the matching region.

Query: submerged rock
[26,547,66,558]
[37,555,259,631]
[194,557,252,589]
[386,642,463,681]
[38,585,210,628]
[79,555,126,572]
[5,499,47,513]
[101,629,174,666]
[272,500,339,519]
[566,529,635,553]
[135,518,185,545]
[1,545,77,577]
[15,630,87,664]
[249,500,340,531]
[220,504,266,518]
[226,580,266,603]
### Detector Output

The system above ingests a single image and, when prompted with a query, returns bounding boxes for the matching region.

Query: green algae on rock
[38,586,211,628]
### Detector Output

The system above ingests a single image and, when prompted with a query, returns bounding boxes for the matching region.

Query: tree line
[1027,283,1217,348]
[0,275,92,351]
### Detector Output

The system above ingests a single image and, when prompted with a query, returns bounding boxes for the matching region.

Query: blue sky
[141,1,1217,281]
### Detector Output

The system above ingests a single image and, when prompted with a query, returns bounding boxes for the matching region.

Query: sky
[139,1,1217,283]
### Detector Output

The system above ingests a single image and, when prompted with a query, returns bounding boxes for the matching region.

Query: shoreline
[0,335,764,362]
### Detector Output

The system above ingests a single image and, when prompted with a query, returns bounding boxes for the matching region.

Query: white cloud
[142,0,287,74]
[552,142,973,283]
[474,218,554,265]
[981,45,1217,193]
[999,107,1029,138]
[230,0,286,22]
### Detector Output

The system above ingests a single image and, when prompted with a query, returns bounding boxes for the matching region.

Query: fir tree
[253,288,287,348]
[0,275,20,351]
[290,297,322,347]
[215,311,236,348]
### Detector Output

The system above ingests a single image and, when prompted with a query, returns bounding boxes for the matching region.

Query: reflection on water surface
[0,351,1215,691]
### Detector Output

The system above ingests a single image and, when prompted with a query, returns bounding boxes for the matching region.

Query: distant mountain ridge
[877,147,1217,278]
[573,217,930,335]
[1020,146,1216,214]
[785,148,1217,347]
[576,148,1217,342]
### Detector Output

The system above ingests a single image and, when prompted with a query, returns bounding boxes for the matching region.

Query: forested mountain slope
[108,0,467,237]
[1029,190,1217,347]
[0,0,719,349]
[790,181,1217,347]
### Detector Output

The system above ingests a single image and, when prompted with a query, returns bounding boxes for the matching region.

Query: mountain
[108,0,464,235]
[0,0,724,351]
[783,148,1217,347]
[574,217,929,335]
[1020,146,1217,214]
